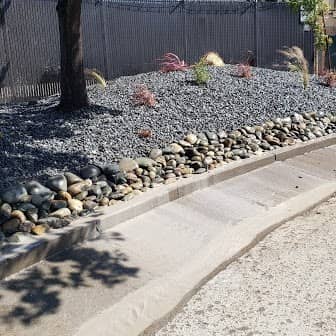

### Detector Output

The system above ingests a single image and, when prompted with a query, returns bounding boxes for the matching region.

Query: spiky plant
[193,57,210,85]
[159,53,189,72]
[204,52,225,67]
[85,69,107,89]
[279,46,310,89]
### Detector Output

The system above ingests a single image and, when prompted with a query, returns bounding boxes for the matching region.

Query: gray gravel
[156,196,336,336]
[0,65,335,190]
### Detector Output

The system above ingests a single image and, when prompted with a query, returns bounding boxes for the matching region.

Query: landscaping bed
[0,65,336,244]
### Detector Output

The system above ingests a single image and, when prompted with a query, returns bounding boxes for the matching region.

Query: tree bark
[57,0,89,111]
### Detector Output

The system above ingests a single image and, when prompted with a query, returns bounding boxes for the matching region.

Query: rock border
[1,133,336,280]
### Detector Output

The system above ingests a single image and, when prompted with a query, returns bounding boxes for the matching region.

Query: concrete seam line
[1,135,336,280]
[73,182,336,336]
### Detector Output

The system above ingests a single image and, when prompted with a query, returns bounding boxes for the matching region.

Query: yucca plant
[279,46,309,89]
[85,68,107,89]
[159,53,189,72]
[193,57,210,85]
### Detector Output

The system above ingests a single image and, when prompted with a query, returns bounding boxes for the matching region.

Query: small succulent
[237,63,252,78]
[159,53,189,72]
[132,84,156,107]
[193,57,210,85]
[279,46,309,89]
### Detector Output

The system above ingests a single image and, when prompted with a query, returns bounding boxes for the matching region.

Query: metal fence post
[0,0,16,101]
[100,0,109,80]
[255,0,259,67]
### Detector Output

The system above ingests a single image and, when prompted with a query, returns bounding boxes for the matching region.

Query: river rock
[149,148,162,160]
[2,218,20,235]
[19,221,35,233]
[1,184,28,204]
[31,224,49,235]
[11,210,26,223]
[50,208,71,219]
[119,158,139,172]
[25,181,51,195]
[135,157,156,169]
[68,199,83,212]
[38,217,70,229]
[68,180,92,196]
[47,175,67,192]
[64,172,83,185]
[80,165,101,179]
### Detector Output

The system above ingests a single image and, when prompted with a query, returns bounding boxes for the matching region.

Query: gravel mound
[0,65,335,190]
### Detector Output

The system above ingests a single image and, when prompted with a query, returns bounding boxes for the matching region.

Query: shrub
[279,46,309,89]
[237,63,252,78]
[193,57,210,85]
[84,69,107,88]
[138,129,152,138]
[159,53,189,72]
[321,71,336,88]
[132,85,156,107]
[204,52,225,67]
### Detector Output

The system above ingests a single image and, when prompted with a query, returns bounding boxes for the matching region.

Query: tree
[56,0,89,111]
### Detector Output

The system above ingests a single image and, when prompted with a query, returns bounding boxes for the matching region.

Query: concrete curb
[74,182,336,336]
[1,134,336,280]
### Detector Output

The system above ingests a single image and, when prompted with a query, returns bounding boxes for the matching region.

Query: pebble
[68,199,83,212]
[1,185,28,204]
[46,174,68,192]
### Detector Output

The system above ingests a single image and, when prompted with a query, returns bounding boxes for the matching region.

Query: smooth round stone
[90,185,102,197]
[32,192,54,207]
[163,143,184,155]
[181,167,193,175]
[58,191,72,201]
[134,168,144,176]
[80,165,101,179]
[149,148,162,160]
[204,157,213,165]
[51,200,68,211]
[167,159,177,168]
[292,113,304,123]
[191,161,203,169]
[195,168,206,174]
[205,131,218,141]
[2,218,20,235]
[135,157,156,169]
[11,210,26,223]
[25,181,51,195]
[0,203,12,220]
[119,158,139,172]
[31,224,48,235]
[103,164,120,176]
[83,200,98,211]
[217,130,227,139]
[50,208,71,219]
[68,180,92,196]
[260,142,271,150]
[26,208,38,223]
[109,192,124,200]
[16,202,36,212]
[155,156,167,167]
[130,181,143,190]
[1,185,28,204]
[38,217,70,229]
[64,172,83,185]
[223,138,234,148]
[47,175,67,192]
[19,221,35,233]
[185,133,197,144]
[102,185,113,197]
[99,197,109,206]
[179,140,192,147]
[68,199,83,212]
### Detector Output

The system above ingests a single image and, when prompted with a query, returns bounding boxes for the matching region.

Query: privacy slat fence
[0,0,313,103]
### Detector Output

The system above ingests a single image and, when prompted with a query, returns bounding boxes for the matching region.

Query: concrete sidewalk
[155,195,336,336]
[1,146,336,336]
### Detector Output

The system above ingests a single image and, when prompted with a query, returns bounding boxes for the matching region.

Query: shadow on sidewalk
[0,232,138,326]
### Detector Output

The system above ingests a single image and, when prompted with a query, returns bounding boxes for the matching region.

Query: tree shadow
[0,232,139,327]
[0,100,123,190]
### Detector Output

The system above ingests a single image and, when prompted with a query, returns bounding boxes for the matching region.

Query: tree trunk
[57,0,89,111]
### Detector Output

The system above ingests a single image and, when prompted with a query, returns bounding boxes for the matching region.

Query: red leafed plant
[138,129,152,138]
[237,63,252,78]
[159,53,189,72]
[132,84,156,107]
[322,71,336,88]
